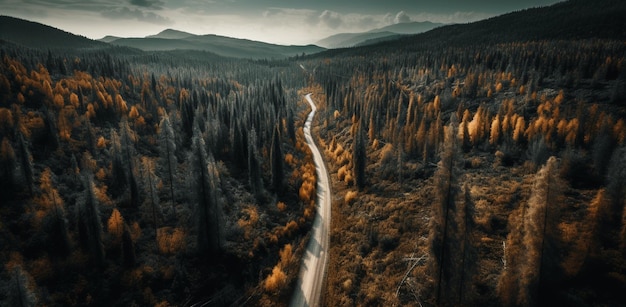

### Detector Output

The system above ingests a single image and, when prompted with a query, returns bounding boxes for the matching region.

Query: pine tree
[0,137,16,201]
[140,157,161,232]
[248,128,263,200]
[457,183,476,304]
[430,115,462,305]
[499,156,563,306]
[109,131,127,197]
[77,175,105,267]
[158,112,177,209]
[7,266,37,307]
[129,166,140,208]
[607,146,626,218]
[271,124,284,194]
[122,224,136,267]
[17,132,34,196]
[191,123,223,255]
[39,168,71,258]
[353,119,367,190]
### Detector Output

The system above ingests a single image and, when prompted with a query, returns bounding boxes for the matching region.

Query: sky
[0,0,563,45]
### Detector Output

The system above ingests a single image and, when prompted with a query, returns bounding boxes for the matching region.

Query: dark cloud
[130,0,164,10]
[101,7,173,25]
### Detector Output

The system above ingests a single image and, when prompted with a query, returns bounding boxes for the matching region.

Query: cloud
[130,0,164,9]
[319,10,342,29]
[101,7,173,25]
[394,11,411,24]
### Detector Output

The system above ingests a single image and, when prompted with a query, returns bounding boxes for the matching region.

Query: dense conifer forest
[1,0,626,305]
[0,42,319,305]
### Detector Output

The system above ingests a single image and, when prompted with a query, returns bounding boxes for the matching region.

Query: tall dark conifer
[353,119,367,190]
[159,113,177,209]
[191,122,223,255]
[430,115,462,305]
[77,175,105,267]
[271,124,284,194]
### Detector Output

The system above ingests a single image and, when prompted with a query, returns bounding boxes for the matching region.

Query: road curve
[290,94,332,307]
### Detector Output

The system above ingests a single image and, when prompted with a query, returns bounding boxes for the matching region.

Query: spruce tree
[271,124,284,194]
[353,119,367,190]
[191,123,223,255]
[248,128,263,200]
[7,266,37,307]
[17,132,34,196]
[0,137,16,202]
[158,112,177,208]
[77,175,105,267]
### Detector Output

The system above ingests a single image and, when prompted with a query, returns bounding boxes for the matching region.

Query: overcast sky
[0,0,562,45]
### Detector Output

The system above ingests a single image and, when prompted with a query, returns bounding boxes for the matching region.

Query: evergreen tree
[39,168,71,258]
[248,128,263,200]
[140,157,161,232]
[191,123,223,255]
[457,183,476,304]
[6,266,37,307]
[77,175,105,267]
[430,115,462,305]
[499,156,563,306]
[122,224,136,268]
[607,146,626,217]
[353,119,367,190]
[109,131,127,197]
[0,137,16,202]
[158,112,177,208]
[271,124,284,194]
[521,156,563,305]
[17,132,34,196]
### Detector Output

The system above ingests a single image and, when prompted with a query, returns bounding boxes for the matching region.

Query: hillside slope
[107,33,325,59]
[315,0,626,57]
[0,15,106,49]
[316,21,442,49]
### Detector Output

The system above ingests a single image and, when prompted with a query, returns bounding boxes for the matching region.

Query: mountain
[377,0,626,51]
[0,15,106,49]
[99,35,122,43]
[312,0,626,58]
[316,21,443,49]
[104,31,325,60]
[316,31,398,49]
[146,29,194,39]
[368,21,443,35]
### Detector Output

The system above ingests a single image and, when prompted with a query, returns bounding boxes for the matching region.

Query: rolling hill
[146,29,195,40]
[102,31,326,60]
[363,0,626,53]
[316,21,443,49]
[0,15,107,49]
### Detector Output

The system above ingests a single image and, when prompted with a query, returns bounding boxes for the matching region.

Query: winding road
[290,94,332,307]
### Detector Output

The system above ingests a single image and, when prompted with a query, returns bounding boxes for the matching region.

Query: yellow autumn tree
[107,208,124,240]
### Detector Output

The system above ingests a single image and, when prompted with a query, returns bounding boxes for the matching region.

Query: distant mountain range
[99,30,325,60]
[0,16,325,59]
[312,0,626,58]
[5,0,625,60]
[316,21,443,49]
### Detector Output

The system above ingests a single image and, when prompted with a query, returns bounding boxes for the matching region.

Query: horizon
[0,0,562,45]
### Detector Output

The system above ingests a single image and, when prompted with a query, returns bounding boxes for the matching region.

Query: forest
[2,0,626,306]
[0,41,320,305]
[304,37,626,306]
